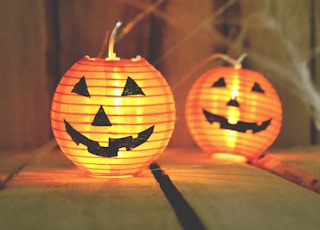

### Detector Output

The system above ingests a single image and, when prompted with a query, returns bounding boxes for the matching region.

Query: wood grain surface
[0,145,319,230]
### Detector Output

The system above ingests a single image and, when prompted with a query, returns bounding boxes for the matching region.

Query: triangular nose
[91,106,112,126]
[227,97,240,107]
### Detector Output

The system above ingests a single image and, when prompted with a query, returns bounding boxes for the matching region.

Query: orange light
[51,22,175,178]
[185,66,282,160]
[51,56,175,178]
[211,153,247,163]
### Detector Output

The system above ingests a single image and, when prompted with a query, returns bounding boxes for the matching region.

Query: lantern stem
[236,53,248,67]
[221,53,247,70]
[106,21,122,61]
[172,53,247,91]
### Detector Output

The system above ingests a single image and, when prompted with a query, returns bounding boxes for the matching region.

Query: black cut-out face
[203,77,271,133]
[65,76,154,157]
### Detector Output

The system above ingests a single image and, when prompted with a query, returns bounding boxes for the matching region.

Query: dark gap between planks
[150,162,206,230]
[0,140,57,190]
[0,163,27,190]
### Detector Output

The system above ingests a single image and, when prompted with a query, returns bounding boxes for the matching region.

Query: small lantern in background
[51,22,176,178]
[185,57,282,160]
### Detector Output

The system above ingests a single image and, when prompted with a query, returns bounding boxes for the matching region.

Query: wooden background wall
[0,0,319,150]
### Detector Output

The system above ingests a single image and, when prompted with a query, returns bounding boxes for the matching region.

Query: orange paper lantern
[185,66,282,160]
[51,22,175,178]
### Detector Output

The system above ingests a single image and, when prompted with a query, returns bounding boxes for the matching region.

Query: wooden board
[0,148,180,230]
[1,146,320,229]
[160,147,320,229]
[0,0,319,150]
[239,0,313,146]
[57,0,153,74]
[314,0,320,143]
[0,0,53,149]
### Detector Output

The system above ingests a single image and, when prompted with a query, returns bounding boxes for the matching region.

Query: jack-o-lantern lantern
[51,22,175,177]
[185,66,282,160]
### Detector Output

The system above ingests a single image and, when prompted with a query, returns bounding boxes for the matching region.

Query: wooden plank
[155,0,236,148]
[0,151,30,187]
[158,148,320,230]
[0,140,57,189]
[313,0,320,143]
[0,148,180,230]
[0,0,53,149]
[1,146,320,229]
[57,0,153,74]
[239,0,312,146]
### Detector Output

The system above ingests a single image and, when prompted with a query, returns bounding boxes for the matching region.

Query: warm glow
[211,153,247,163]
[51,57,175,178]
[185,67,282,160]
[227,106,239,125]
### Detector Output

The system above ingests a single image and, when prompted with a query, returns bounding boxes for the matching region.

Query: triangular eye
[251,82,265,93]
[121,76,145,96]
[212,77,226,87]
[71,76,91,97]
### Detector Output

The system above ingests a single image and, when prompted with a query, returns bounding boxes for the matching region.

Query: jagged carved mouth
[64,120,154,157]
[203,109,271,133]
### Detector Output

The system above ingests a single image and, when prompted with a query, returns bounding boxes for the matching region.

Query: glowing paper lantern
[51,22,175,178]
[185,66,282,160]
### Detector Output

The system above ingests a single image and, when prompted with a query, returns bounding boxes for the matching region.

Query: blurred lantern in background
[185,56,282,160]
[51,22,176,178]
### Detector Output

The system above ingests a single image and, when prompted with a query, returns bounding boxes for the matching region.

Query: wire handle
[106,21,122,61]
